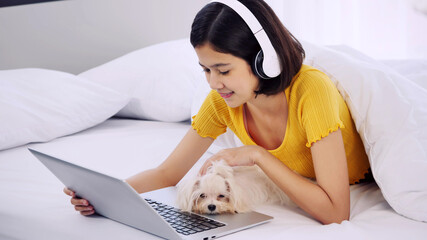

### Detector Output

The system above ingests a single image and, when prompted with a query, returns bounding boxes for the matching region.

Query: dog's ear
[225,180,231,192]
[176,178,200,212]
[226,179,251,213]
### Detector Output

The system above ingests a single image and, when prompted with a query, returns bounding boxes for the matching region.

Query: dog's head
[177,160,249,214]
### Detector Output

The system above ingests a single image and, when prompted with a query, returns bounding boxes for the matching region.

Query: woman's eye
[218,194,225,198]
[202,68,210,73]
[219,70,229,75]
[200,194,206,199]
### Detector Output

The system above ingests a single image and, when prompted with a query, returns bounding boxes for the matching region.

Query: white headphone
[209,0,282,79]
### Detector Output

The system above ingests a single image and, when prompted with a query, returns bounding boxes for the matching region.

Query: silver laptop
[28,148,273,240]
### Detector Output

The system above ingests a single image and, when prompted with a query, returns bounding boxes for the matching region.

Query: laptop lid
[29,148,273,240]
[28,148,180,240]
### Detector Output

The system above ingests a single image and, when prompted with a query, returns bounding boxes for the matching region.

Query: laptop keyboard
[145,198,226,236]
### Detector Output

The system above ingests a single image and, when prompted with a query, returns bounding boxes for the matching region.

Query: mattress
[1,118,426,240]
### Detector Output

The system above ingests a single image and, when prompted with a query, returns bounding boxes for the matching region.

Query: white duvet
[0,119,426,240]
[1,39,426,239]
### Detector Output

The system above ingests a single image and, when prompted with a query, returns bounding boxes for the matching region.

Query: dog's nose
[208,204,216,212]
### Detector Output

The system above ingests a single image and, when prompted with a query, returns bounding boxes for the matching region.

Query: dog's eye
[218,194,225,198]
[200,193,206,199]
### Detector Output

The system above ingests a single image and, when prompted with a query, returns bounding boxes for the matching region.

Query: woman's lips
[219,92,234,98]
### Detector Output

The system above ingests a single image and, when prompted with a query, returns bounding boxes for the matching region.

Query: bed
[1,38,426,239]
[1,1,427,240]
[0,117,426,240]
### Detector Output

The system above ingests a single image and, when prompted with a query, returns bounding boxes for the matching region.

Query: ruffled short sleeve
[191,90,228,139]
[296,71,345,147]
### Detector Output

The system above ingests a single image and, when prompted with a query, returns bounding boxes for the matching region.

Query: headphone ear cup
[253,50,271,79]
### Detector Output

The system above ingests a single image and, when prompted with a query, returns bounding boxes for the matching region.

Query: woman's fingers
[199,155,223,175]
[70,197,90,207]
[75,205,94,212]
[199,161,211,176]
[71,197,95,215]
[199,158,215,175]
[64,187,95,215]
[80,210,96,216]
[75,205,93,211]
[63,187,74,197]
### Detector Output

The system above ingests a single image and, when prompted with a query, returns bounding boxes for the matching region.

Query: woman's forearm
[254,148,350,224]
[127,128,214,194]
[126,168,175,194]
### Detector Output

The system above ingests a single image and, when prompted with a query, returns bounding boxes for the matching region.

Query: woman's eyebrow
[199,62,231,68]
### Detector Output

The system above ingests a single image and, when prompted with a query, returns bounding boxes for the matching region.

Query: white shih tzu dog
[177,160,295,215]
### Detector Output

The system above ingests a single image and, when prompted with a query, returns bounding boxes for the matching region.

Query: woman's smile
[219,91,234,99]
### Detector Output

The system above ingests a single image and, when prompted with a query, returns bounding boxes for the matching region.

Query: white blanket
[1,119,426,240]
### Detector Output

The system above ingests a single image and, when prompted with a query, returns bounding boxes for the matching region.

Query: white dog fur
[177,160,295,214]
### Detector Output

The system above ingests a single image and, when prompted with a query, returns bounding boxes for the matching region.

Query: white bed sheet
[1,119,426,240]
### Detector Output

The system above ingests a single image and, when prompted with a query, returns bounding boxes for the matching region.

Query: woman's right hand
[63,187,95,216]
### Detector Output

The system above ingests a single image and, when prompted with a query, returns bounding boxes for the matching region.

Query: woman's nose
[208,73,224,90]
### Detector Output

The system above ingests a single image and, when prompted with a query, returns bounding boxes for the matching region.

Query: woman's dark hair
[190,0,305,96]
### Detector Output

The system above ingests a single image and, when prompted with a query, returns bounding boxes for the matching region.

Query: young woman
[64,0,371,224]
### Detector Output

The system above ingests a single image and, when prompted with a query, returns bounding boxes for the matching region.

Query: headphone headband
[209,0,281,78]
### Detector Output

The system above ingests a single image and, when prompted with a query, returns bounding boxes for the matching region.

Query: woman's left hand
[199,145,266,175]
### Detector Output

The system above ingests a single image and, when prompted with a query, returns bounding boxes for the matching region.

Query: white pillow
[79,38,205,122]
[0,68,129,150]
[191,42,427,222]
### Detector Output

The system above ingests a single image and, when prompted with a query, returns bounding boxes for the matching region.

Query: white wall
[0,0,209,74]
[1,0,426,74]
[265,0,427,60]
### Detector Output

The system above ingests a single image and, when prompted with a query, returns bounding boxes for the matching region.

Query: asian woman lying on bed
[63,0,427,226]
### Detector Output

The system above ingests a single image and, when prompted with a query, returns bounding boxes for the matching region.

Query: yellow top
[192,65,370,184]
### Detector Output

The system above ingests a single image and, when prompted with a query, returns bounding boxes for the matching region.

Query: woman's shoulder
[294,64,331,84]
[291,64,336,94]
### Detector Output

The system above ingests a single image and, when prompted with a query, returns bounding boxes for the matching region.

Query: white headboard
[0,0,209,74]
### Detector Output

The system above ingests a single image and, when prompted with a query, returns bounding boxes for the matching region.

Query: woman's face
[195,43,259,108]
